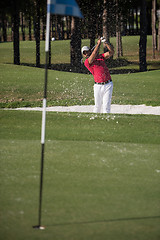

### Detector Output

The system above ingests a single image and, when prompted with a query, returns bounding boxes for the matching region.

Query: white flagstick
[45,0,51,53]
[41,99,47,144]
[41,0,50,145]
[33,0,83,230]
[33,0,51,230]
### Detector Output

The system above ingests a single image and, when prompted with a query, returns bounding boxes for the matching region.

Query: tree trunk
[42,15,46,41]
[116,0,123,57]
[103,0,110,43]
[34,0,40,67]
[152,0,156,59]
[158,10,160,51]
[28,13,32,41]
[147,5,152,34]
[139,0,147,72]
[13,2,20,65]
[97,12,103,37]
[21,12,25,41]
[87,2,96,49]
[66,16,71,39]
[57,16,62,40]
[131,8,134,34]
[51,15,54,39]
[135,7,139,34]
[2,12,7,42]
[89,16,96,49]
[70,17,82,70]
[61,17,64,40]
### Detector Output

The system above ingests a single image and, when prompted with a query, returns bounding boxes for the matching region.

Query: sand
[13,104,160,115]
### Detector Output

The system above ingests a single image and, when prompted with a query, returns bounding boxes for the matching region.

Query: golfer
[82,38,114,113]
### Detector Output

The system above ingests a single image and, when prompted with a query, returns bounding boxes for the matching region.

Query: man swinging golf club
[82,37,114,113]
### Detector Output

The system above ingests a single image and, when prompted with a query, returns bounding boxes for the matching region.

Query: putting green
[0,110,160,240]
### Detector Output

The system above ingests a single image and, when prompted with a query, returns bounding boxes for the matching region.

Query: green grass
[0,35,160,108]
[0,40,70,65]
[0,63,160,108]
[0,36,160,69]
[1,111,160,143]
[0,110,160,240]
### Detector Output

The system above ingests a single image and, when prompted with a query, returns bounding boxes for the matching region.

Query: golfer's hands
[103,42,114,59]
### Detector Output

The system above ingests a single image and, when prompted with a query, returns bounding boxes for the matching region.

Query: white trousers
[93,81,113,113]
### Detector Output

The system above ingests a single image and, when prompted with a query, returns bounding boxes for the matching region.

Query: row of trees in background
[0,0,160,72]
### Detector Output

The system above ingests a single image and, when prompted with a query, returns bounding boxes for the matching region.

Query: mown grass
[0,63,160,108]
[0,35,160,108]
[1,110,160,144]
[0,110,160,240]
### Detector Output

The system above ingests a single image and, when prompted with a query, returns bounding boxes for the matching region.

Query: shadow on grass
[19,57,159,74]
[19,58,139,74]
[46,215,160,227]
[20,63,139,74]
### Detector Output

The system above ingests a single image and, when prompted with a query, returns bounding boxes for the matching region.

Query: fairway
[0,64,160,108]
[0,110,160,240]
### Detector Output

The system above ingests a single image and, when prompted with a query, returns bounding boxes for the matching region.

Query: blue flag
[48,0,83,18]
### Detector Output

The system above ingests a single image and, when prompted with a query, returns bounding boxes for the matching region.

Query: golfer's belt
[95,79,112,85]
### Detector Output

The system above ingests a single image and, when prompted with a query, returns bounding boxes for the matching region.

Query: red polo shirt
[84,53,111,83]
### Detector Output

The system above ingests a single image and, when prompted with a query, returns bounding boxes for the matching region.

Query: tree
[28,13,32,41]
[152,0,156,59]
[20,12,26,41]
[116,0,123,58]
[102,0,110,42]
[34,0,41,67]
[70,17,82,70]
[25,0,33,41]
[88,1,97,49]
[1,12,7,42]
[139,0,147,72]
[12,0,20,65]
[158,9,160,51]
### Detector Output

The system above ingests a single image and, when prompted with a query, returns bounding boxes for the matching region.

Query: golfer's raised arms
[103,41,114,59]
[88,39,101,64]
